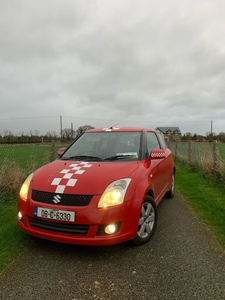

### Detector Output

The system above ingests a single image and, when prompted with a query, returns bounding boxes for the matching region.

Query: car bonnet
[30,159,139,195]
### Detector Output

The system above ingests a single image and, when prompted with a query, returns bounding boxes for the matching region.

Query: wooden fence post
[175,141,178,159]
[167,141,170,149]
[213,140,220,175]
[188,141,193,165]
[50,140,55,162]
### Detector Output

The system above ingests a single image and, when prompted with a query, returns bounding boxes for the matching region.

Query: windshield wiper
[60,155,102,161]
[104,154,136,161]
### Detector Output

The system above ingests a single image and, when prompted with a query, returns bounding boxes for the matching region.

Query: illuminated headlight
[19,173,33,201]
[97,178,131,208]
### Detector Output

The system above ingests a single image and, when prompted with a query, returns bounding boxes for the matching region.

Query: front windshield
[61,132,141,161]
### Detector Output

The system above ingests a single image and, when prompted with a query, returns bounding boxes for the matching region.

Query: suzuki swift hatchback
[18,127,175,246]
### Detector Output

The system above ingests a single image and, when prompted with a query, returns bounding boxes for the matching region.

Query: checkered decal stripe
[151,152,165,158]
[51,162,93,193]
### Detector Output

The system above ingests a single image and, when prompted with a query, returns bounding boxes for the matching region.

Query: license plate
[34,207,75,222]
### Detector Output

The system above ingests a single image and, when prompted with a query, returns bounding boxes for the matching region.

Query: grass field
[169,141,225,162]
[175,160,225,248]
[169,141,225,183]
[217,142,225,161]
[1,142,225,171]
[0,144,54,169]
[0,145,55,272]
[0,143,69,194]
[0,194,32,273]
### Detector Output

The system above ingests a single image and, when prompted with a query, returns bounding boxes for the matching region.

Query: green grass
[169,141,225,163]
[0,144,69,194]
[0,194,33,273]
[175,160,225,248]
[217,142,225,162]
[0,143,70,169]
[0,145,52,169]
[0,144,68,273]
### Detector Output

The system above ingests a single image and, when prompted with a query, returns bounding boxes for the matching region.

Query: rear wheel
[165,171,175,198]
[132,196,157,246]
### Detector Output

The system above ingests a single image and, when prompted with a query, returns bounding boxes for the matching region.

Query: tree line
[180,131,225,143]
[0,127,225,144]
[0,125,94,144]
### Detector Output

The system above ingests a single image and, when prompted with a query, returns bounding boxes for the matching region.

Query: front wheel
[132,196,157,246]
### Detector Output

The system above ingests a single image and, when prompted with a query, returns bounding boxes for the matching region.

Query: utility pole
[71,122,73,138]
[210,120,213,142]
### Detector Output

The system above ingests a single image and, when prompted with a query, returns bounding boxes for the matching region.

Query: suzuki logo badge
[53,194,61,204]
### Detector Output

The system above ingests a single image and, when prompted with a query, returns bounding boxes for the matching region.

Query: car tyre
[132,196,157,246]
[165,171,175,198]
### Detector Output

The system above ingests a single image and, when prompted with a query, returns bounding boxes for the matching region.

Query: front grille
[32,190,93,206]
[30,217,89,235]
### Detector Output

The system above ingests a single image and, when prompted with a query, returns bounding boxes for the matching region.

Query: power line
[0,115,214,124]
[0,116,59,121]
[63,116,211,124]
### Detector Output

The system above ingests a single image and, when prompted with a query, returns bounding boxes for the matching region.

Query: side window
[146,132,160,154]
[156,132,166,150]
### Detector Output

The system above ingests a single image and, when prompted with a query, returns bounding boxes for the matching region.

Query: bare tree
[62,128,76,140]
[76,125,94,137]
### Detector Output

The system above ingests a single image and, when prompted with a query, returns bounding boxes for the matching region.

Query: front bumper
[18,195,141,246]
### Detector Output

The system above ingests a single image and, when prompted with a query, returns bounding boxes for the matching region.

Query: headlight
[97,178,131,208]
[19,173,33,201]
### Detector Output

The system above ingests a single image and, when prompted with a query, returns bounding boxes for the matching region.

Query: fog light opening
[105,224,116,235]
[18,212,24,223]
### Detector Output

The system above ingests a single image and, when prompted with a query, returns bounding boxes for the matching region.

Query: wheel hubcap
[171,174,175,193]
[137,202,155,239]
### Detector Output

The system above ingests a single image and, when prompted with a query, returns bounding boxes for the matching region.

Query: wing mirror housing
[58,147,66,157]
[150,149,166,159]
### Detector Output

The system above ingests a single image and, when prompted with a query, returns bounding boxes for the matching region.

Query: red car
[18,127,175,246]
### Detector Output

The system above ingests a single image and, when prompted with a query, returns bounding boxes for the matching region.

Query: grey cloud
[0,0,225,135]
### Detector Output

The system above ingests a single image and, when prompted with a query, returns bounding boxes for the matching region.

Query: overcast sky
[1,0,225,136]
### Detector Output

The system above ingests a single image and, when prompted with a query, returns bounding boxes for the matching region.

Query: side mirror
[150,149,166,159]
[58,147,66,157]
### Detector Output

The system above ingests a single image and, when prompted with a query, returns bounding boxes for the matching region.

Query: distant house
[155,127,182,141]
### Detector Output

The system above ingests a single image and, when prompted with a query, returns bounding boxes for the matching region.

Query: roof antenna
[110,123,119,129]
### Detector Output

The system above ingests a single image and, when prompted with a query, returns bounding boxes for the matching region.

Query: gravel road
[1,193,225,300]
